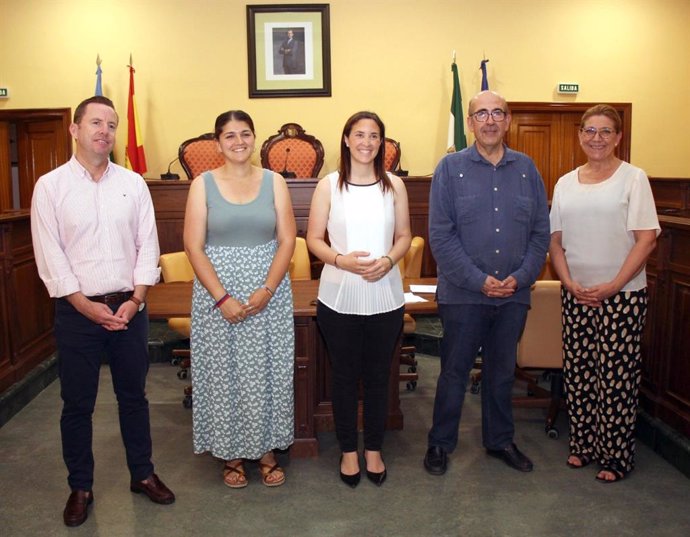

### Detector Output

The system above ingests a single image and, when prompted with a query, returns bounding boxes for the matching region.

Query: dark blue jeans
[55,298,154,491]
[317,302,404,452]
[428,302,528,452]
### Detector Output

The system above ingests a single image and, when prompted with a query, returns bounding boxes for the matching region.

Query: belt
[87,291,133,305]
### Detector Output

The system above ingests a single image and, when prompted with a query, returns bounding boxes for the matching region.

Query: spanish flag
[125,55,147,175]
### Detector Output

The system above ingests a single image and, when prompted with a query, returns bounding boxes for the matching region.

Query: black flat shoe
[339,455,360,488]
[366,468,387,486]
[364,450,387,486]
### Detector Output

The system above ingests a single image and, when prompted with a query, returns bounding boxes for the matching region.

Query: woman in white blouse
[549,104,659,483]
[307,111,411,488]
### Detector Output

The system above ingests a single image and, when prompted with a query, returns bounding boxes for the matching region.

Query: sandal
[223,460,248,489]
[566,453,592,469]
[595,464,628,484]
[259,461,286,487]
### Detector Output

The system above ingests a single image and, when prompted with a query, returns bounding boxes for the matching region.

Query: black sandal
[566,453,592,469]
[595,464,628,484]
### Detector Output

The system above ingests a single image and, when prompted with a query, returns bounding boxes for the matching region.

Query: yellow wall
[1,0,689,178]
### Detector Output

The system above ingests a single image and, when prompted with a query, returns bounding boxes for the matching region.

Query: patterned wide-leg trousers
[561,288,647,473]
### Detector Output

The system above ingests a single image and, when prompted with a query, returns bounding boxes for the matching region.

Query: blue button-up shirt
[429,144,550,305]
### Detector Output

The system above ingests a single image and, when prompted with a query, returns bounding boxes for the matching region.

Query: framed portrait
[246,4,331,98]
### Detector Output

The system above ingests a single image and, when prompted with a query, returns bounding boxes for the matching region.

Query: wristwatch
[129,295,146,313]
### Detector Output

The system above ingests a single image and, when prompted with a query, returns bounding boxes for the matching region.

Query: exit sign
[0,88,8,98]
[558,83,579,94]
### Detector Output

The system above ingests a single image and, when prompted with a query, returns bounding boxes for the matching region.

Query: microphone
[160,157,180,180]
[280,147,296,178]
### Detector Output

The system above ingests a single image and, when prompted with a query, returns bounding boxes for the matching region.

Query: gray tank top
[204,169,276,247]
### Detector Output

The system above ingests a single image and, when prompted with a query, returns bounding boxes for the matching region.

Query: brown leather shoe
[130,473,175,504]
[63,490,93,527]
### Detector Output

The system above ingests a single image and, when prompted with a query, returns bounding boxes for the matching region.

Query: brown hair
[580,104,622,132]
[213,110,256,139]
[73,96,116,124]
[337,111,392,192]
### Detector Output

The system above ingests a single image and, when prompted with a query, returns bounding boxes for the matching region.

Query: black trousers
[55,298,154,491]
[316,302,404,452]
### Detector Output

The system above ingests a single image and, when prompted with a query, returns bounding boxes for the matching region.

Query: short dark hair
[73,96,116,124]
[338,111,392,192]
[580,104,622,132]
[214,110,256,139]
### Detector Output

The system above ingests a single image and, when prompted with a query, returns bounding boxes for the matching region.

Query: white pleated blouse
[317,172,404,315]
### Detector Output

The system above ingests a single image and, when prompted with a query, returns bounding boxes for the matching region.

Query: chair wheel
[406,381,417,391]
[546,427,559,439]
[470,382,480,395]
[171,357,181,366]
[407,366,417,373]
[183,395,193,409]
[177,369,188,380]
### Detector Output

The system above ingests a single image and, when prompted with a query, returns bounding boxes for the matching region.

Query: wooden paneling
[0,123,11,211]
[650,178,690,212]
[0,212,55,393]
[641,214,690,437]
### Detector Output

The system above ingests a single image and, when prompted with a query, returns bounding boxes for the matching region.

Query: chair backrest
[178,133,225,179]
[399,236,425,278]
[384,137,401,172]
[260,123,325,178]
[538,253,558,280]
[159,252,195,283]
[517,280,563,369]
[289,237,311,281]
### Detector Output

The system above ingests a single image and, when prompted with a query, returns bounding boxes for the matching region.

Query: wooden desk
[147,278,437,458]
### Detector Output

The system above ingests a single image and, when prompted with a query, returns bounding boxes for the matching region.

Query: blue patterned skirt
[190,240,294,460]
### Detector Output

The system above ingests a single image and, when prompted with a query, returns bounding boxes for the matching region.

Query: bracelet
[334,253,342,268]
[382,255,394,269]
[210,292,230,312]
[129,295,142,306]
[263,285,275,297]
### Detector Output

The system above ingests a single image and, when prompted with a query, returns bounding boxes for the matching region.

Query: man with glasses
[424,90,550,475]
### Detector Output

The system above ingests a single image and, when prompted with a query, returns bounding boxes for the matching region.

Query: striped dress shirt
[31,156,160,298]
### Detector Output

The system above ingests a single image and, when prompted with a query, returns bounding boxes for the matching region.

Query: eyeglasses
[470,109,507,122]
[580,127,616,140]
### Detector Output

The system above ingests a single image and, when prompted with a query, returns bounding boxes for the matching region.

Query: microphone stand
[161,157,180,180]
[280,147,296,178]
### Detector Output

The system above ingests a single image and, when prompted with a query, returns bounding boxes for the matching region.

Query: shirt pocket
[514,195,533,224]
[454,195,479,224]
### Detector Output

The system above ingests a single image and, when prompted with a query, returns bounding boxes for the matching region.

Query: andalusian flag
[125,55,147,175]
[480,59,490,91]
[447,60,467,152]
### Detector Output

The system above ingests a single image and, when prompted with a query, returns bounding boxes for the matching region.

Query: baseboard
[637,410,690,478]
[0,353,59,428]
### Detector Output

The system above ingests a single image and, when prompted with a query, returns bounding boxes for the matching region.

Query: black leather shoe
[130,473,175,504]
[63,490,93,527]
[424,446,447,475]
[486,443,534,472]
[339,454,361,488]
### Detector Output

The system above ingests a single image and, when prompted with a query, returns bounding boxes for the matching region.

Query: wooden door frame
[506,101,632,163]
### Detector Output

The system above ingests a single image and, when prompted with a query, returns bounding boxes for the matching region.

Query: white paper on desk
[404,292,428,303]
[409,285,437,294]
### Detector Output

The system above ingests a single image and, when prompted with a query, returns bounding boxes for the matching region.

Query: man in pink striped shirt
[31,96,174,527]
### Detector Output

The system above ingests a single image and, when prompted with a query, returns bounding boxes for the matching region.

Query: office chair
[289,237,312,281]
[513,279,564,438]
[384,137,401,172]
[178,133,225,180]
[260,123,325,178]
[398,236,425,391]
[159,251,195,408]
